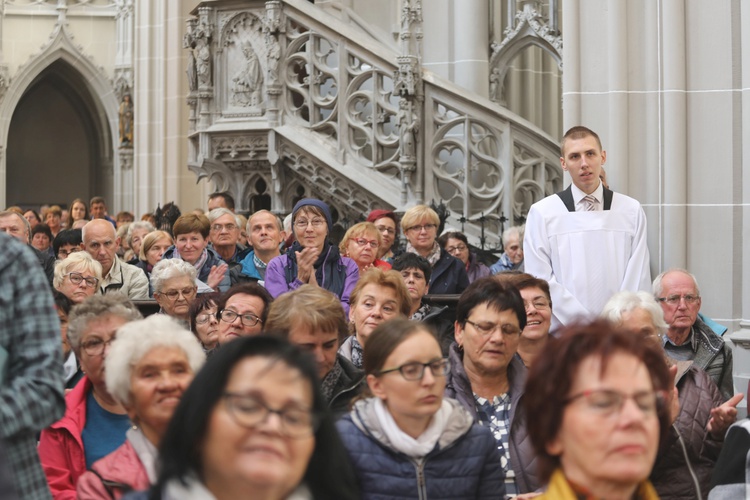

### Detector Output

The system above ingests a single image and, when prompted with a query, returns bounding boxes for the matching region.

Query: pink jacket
[76,440,150,499]
[38,377,90,500]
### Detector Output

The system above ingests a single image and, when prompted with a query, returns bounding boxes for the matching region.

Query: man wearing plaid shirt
[0,232,65,498]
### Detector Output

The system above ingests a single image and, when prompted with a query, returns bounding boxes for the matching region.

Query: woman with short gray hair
[150,258,199,324]
[77,315,205,499]
[125,220,155,264]
[53,252,103,304]
[39,294,142,499]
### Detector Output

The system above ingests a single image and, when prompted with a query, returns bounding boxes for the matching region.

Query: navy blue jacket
[337,398,504,499]
[428,248,469,294]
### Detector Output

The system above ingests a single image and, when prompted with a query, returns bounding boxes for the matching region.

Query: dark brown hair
[524,319,672,482]
[494,272,552,307]
[560,125,602,156]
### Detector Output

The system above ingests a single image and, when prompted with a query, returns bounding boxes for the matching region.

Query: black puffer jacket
[650,363,724,500]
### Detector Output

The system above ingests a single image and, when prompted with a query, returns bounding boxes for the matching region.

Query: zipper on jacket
[414,460,427,500]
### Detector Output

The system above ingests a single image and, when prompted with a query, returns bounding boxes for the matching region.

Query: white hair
[126,221,156,246]
[150,258,198,295]
[601,291,668,335]
[207,207,241,228]
[652,268,701,298]
[105,314,206,407]
[502,224,525,246]
[53,252,103,289]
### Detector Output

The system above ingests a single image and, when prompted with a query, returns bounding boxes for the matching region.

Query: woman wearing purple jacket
[265,199,359,315]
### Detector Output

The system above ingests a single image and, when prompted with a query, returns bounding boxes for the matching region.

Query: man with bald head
[82,219,149,299]
[0,210,54,285]
[654,268,734,400]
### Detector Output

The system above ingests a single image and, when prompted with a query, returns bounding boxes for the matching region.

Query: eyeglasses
[81,336,115,356]
[353,238,379,249]
[66,272,99,288]
[465,319,521,337]
[565,389,665,418]
[195,311,217,324]
[445,244,467,253]
[377,358,450,381]
[294,218,326,229]
[657,294,700,306]
[160,287,197,301]
[223,392,320,438]
[211,223,238,232]
[219,309,263,327]
[523,299,550,311]
[406,223,437,233]
[58,248,81,259]
[375,225,396,235]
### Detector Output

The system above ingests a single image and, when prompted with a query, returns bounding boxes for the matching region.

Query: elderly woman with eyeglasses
[124,335,360,500]
[401,205,468,294]
[337,318,504,499]
[266,198,359,314]
[39,294,142,500]
[438,231,490,284]
[53,252,103,304]
[366,209,400,264]
[525,320,672,499]
[215,283,273,346]
[150,258,199,324]
[340,222,391,276]
[189,292,221,352]
[445,277,540,496]
[76,315,205,499]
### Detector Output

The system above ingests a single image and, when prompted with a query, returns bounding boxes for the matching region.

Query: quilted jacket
[650,362,724,500]
[336,398,504,499]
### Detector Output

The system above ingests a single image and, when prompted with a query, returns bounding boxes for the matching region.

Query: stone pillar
[660,0,687,269]
[452,0,489,95]
[606,0,628,191]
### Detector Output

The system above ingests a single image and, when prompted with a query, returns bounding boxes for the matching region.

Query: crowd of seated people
[1,192,745,500]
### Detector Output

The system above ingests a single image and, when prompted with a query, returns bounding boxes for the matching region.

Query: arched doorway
[6,59,112,209]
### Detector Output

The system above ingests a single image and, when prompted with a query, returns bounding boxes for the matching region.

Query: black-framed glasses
[406,223,437,233]
[66,272,99,288]
[465,319,521,337]
[375,225,396,235]
[58,248,81,259]
[376,358,450,381]
[219,309,262,327]
[159,287,197,301]
[445,244,467,253]
[656,294,700,306]
[195,311,217,324]
[223,392,320,438]
[81,336,115,356]
[565,389,665,418]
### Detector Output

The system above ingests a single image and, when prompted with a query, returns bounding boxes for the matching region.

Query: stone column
[452,0,489,95]
[660,0,687,269]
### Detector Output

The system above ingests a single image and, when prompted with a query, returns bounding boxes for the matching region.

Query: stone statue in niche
[266,36,281,85]
[186,20,212,90]
[397,98,419,162]
[489,68,500,102]
[231,42,264,107]
[119,94,134,147]
[183,28,198,92]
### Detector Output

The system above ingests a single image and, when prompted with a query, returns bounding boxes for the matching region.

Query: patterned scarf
[320,357,344,403]
[406,241,441,267]
[170,246,209,274]
[410,302,431,321]
[350,336,364,368]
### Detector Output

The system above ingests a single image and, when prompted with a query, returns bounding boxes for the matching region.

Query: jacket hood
[349,397,474,454]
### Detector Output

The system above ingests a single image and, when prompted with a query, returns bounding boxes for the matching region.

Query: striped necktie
[583,194,598,211]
